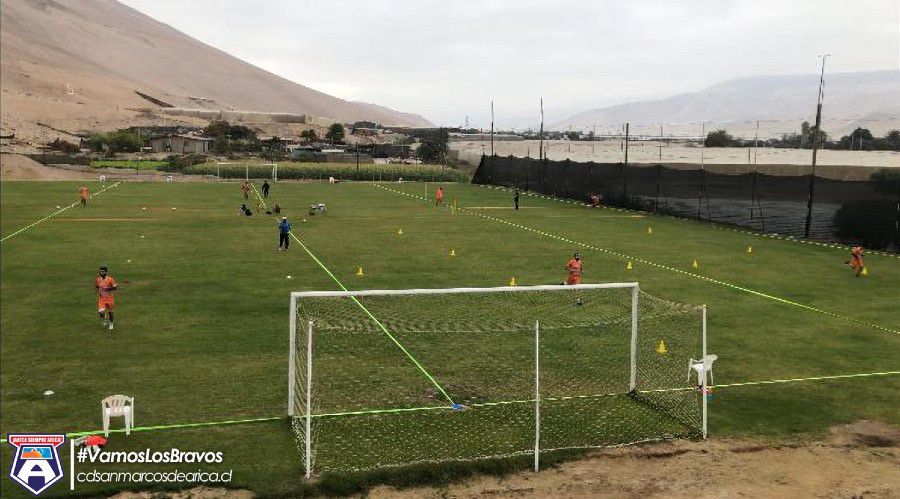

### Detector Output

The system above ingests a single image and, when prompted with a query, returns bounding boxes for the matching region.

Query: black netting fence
[472,155,900,252]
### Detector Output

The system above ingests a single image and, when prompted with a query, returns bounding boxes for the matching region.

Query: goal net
[289,283,706,476]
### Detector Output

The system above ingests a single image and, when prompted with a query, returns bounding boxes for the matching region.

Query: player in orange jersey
[565,252,584,305]
[240,180,251,200]
[435,186,444,206]
[78,185,90,207]
[95,266,118,331]
[846,245,865,277]
[565,252,583,285]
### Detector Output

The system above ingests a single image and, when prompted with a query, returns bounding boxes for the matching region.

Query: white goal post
[289,283,707,477]
[214,162,278,181]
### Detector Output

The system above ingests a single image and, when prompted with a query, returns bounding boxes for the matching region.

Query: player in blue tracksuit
[278,217,291,251]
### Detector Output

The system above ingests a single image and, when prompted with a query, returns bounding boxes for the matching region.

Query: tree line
[705,122,900,151]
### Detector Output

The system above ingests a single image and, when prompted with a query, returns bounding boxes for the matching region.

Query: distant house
[352,121,380,136]
[148,134,213,154]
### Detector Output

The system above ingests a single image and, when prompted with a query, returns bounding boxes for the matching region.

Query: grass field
[1,178,898,497]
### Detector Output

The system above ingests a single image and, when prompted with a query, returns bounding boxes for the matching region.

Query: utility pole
[538,98,544,162]
[805,54,829,239]
[658,123,663,163]
[624,122,629,165]
[490,99,495,157]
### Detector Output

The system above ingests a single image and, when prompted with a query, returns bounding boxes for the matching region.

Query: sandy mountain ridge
[552,70,900,139]
[0,0,431,147]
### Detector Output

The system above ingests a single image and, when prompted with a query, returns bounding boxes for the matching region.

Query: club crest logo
[8,434,65,495]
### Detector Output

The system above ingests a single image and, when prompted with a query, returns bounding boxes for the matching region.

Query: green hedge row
[91,160,168,170]
[170,162,469,183]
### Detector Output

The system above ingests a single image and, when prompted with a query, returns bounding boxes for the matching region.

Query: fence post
[534,319,541,472]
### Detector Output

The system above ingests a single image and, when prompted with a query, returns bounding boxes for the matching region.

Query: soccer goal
[289,283,707,477]
[214,162,278,181]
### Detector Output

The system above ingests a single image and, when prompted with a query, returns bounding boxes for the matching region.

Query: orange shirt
[436,189,443,199]
[851,246,864,258]
[566,259,582,276]
[96,276,117,297]
[79,186,90,199]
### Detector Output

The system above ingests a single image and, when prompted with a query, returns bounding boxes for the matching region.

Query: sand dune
[0,0,431,147]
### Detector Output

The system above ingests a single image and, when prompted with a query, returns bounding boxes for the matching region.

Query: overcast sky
[120,0,899,128]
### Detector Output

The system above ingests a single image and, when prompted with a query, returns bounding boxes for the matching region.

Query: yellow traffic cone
[656,340,668,355]
[397,228,403,235]
[861,266,868,276]
[692,259,699,270]
[509,277,517,286]
[647,226,653,234]
[356,267,364,277]
[449,249,457,258]
[747,246,753,255]
[626,261,633,270]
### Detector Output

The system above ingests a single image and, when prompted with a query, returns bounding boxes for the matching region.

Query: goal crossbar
[290,282,639,299]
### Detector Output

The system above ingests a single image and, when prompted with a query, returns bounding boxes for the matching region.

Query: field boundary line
[251,183,455,405]
[0,181,123,243]
[2,370,894,444]
[375,183,899,335]
[476,184,899,259]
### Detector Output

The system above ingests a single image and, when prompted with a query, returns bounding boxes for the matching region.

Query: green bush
[91,160,168,170]
[167,162,469,183]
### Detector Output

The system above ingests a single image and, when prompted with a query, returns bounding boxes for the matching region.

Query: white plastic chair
[687,354,718,386]
[101,395,134,437]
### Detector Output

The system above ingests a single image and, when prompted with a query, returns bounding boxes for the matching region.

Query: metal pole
[805,54,829,239]
[629,285,639,391]
[533,320,541,472]
[538,98,544,164]
[305,319,313,479]
[701,305,708,439]
[288,296,297,416]
[490,99,495,157]
[624,123,629,165]
[356,143,360,179]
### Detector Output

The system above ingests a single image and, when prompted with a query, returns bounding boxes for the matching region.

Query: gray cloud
[121,0,899,128]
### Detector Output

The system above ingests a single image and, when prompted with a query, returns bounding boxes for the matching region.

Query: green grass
[0,179,898,497]
[91,160,169,170]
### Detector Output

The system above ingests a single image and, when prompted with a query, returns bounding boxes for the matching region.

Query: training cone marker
[142,206,147,211]
[692,259,699,270]
[286,275,292,279]
[656,340,668,355]
[397,228,403,235]
[861,267,869,276]
[449,249,457,258]
[356,267,364,277]
[747,246,753,255]
[43,390,54,396]
[626,261,633,270]
[126,259,131,263]
[647,227,653,234]
[509,277,517,286]
[172,207,177,210]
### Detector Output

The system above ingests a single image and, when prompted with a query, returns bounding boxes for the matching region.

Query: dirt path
[370,420,899,499]
[112,421,898,498]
